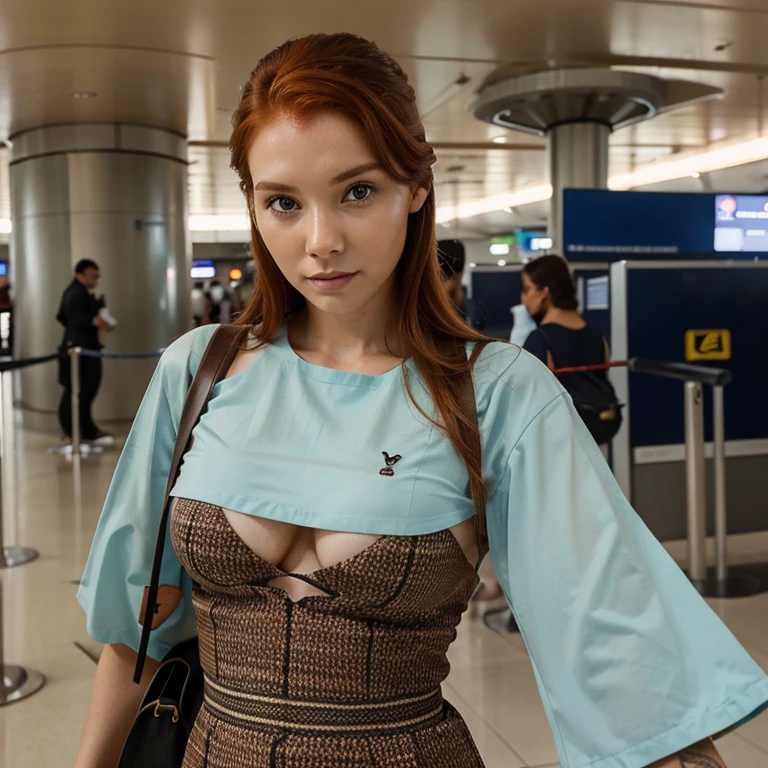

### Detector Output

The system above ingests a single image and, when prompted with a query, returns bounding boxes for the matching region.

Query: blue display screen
[0,262,7,277]
[714,194,768,252]
[563,189,716,260]
[191,260,216,279]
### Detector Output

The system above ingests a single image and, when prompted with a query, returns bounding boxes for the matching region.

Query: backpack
[539,327,624,445]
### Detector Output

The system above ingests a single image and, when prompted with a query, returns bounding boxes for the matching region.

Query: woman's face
[247,111,428,318]
[521,271,548,316]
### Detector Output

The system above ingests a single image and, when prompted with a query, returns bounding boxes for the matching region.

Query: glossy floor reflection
[1,428,767,768]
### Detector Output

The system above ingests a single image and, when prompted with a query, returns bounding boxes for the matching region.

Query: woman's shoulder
[471,339,565,414]
[159,324,221,377]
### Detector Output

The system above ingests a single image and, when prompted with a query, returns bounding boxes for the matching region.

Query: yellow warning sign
[685,330,731,361]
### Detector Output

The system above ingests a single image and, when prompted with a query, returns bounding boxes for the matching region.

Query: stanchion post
[70,347,81,458]
[0,372,45,704]
[0,371,38,568]
[684,381,707,591]
[713,385,728,587]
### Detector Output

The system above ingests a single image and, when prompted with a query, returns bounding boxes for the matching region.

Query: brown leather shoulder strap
[437,336,488,555]
[134,324,248,683]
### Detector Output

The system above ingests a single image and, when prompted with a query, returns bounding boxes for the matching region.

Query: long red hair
[230,33,493,540]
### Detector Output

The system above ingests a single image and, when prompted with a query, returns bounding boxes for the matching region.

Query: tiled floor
[1,427,768,767]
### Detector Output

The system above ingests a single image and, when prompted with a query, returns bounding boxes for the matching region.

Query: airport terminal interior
[1,1,768,766]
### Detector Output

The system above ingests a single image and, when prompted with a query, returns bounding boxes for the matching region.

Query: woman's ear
[409,186,429,214]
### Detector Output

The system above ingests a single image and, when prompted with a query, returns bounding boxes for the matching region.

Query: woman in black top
[521,254,609,372]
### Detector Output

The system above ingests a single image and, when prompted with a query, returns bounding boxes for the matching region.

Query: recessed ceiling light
[691,172,701,178]
[469,262,477,268]
[492,136,507,144]
[497,259,507,267]
[72,91,97,99]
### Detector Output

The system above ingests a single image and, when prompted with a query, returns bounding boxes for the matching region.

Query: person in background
[56,259,113,445]
[509,302,536,346]
[437,239,486,331]
[190,282,208,328]
[521,254,622,447]
[209,279,232,324]
[521,254,608,368]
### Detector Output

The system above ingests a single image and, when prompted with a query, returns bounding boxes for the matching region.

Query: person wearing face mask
[521,255,622,446]
[208,279,233,325]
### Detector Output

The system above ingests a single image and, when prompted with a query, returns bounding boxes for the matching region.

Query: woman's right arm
[74,644,161,768]
[74,329,216,766]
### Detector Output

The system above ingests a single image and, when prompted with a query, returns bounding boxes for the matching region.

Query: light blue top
[78,323,768,768]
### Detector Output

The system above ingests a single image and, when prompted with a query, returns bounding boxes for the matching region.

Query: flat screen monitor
[0,262,7,277]
[191,260,216,279]
[714,194,768,252]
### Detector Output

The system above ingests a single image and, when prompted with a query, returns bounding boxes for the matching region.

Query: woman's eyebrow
[329,162,382,185]
[253,181,298,193]
[253,162,382,194]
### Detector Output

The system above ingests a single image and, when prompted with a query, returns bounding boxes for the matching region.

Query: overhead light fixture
[188,214,251,231]
[610,134,768,189]
[437,133,768,222]
[497,259,507,267]
[72,91,98,99]
[469,262,477,268]
[436,184,552,223]
[691,172,701,178]
[492,136,507,144]
[489,243,510,256]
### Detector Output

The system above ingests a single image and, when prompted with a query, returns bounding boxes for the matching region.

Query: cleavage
[221,506,382,602]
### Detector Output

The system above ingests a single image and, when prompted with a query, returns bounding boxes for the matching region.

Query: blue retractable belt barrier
[77,348,165,360]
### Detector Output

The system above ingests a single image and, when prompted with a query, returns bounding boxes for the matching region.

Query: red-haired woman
[75,34,766,768]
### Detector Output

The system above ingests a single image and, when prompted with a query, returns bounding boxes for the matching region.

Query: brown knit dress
[170,498,486,768]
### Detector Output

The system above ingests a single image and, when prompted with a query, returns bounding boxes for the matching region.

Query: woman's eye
[345,184,374,202]
[268,196,297,213]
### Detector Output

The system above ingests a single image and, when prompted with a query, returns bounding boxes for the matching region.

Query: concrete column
[9,124,191,431]
[548,121,610,251]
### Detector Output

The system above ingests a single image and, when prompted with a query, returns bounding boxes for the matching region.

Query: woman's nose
[305,207,344,258]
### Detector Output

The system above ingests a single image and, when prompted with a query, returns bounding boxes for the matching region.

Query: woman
[521,255,622,446]
[75,34,767,768]
[521,254,607,373]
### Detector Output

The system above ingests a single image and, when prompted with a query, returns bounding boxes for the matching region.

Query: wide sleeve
[487,392,768,768]
[76,326,215,660]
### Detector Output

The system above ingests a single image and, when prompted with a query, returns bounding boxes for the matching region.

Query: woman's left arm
[482,376,768,768]
[650,738,724,767]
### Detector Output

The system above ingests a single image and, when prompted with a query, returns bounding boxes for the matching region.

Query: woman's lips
[308,272,358,291]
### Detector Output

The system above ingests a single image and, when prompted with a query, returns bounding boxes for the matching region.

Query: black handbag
[118,324,246,768]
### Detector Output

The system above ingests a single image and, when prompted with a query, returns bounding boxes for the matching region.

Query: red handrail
[553,361,629,375]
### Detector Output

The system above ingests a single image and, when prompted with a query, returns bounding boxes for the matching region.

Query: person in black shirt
[437,239,487,331]
[56,259,112,443]
[521,254,609,373]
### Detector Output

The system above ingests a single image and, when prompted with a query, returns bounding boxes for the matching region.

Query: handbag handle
[134,324,247,683]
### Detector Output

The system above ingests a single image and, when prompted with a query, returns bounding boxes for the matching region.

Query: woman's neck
[542,307,586,329]
[289,303,404,367]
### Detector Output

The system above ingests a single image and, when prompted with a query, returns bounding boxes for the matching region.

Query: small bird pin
[379,451,402,477]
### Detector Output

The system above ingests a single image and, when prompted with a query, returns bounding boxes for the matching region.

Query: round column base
[2,547,39,568]
[0,664,45,706]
